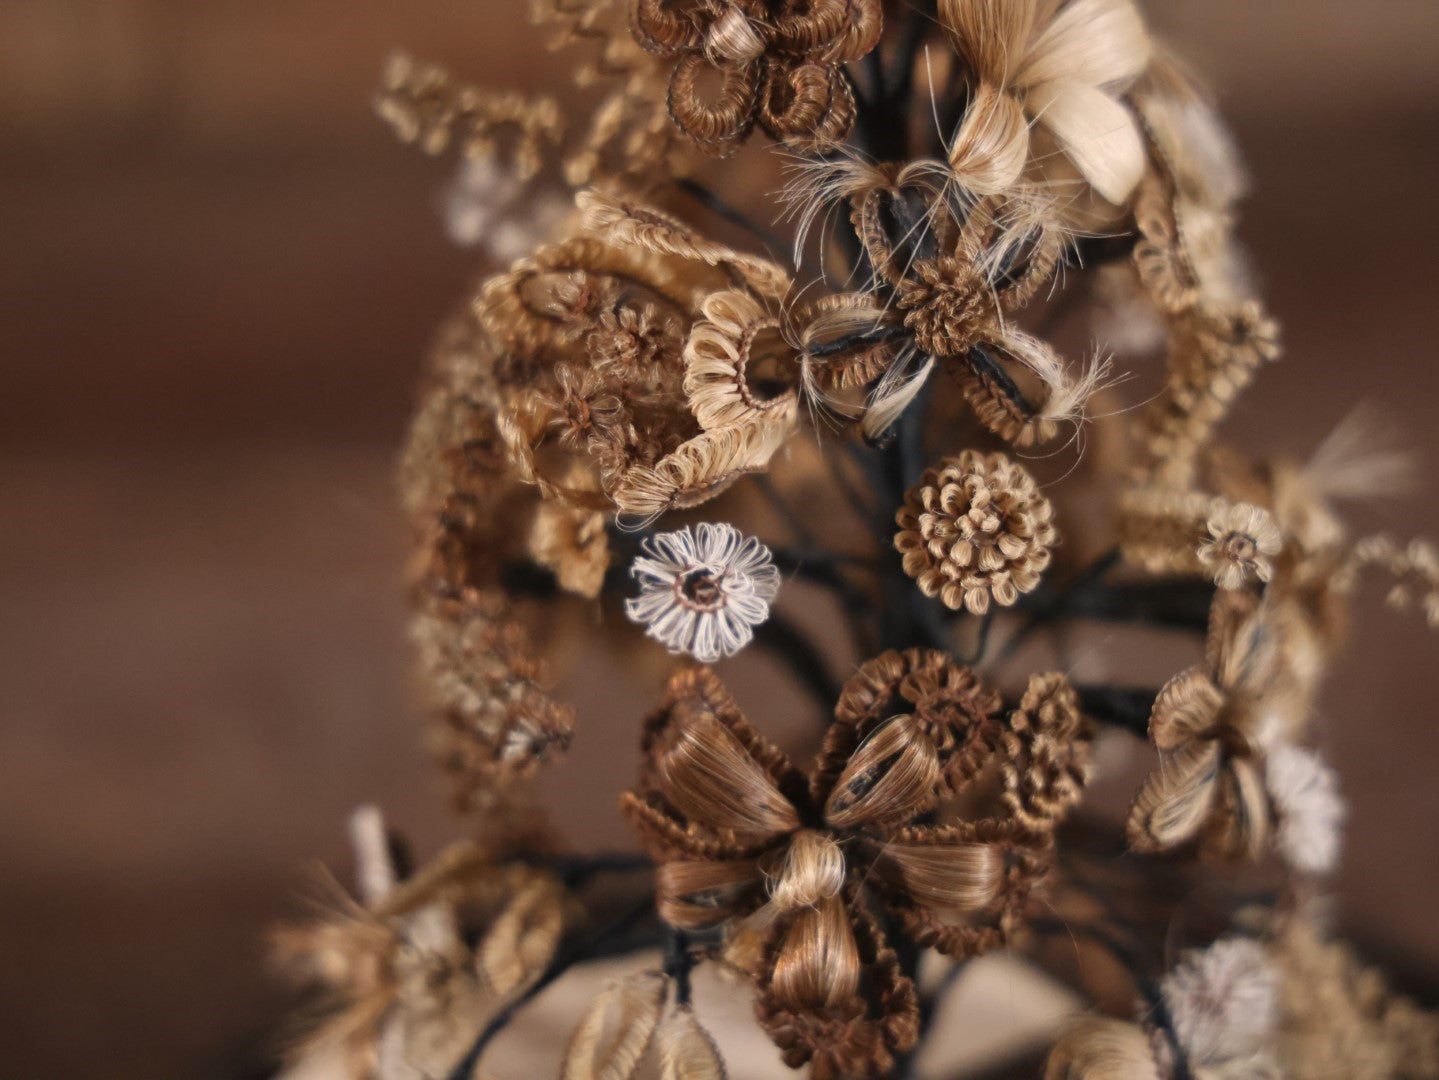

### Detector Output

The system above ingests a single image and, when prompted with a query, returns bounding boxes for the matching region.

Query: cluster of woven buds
[622,653,1084,1075]
[630,0,882,151]
[272,808,571,1076]
[1125,590,1345,873]
[998,673,1094,831]
[478,190,801,528]
[561,972,727,1080]
[1045,936,1282,1079]
[895,450,1058,615]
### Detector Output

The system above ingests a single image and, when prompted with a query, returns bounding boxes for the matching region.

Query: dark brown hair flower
[621,653,1070,1075]
[630,0,882,151]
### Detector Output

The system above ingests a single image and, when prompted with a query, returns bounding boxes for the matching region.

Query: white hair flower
[1265,743,1345,875]
[624,523,780,663]
[1160,936,1279,1067]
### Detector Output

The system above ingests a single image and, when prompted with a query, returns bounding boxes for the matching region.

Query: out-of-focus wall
[1,4,1436,1078]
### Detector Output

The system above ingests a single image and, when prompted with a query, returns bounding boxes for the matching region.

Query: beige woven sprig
[532,0,694,186]
[400,308,577,815]
[560,973,728,1080]
[376,54,562,180]
[1113,56,1286,581]
[895,451,1058,615]
[1341,534,1439,627]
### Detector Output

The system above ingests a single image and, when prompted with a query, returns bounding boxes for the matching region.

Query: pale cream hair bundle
[477,874,567,995]
[1044,1017,1162,1080]
[561,972,667,1080]
[653,1005,728,1080]
[938,0,1153,205]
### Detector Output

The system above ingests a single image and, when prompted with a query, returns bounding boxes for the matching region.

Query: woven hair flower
[630,0,882,151]
[1126,591,1293,862]
[625,523,780,663]
[895,450,1058,614]
[622,657,1067,1075]
[785,166,1104,444]
[1198,500,1283,590]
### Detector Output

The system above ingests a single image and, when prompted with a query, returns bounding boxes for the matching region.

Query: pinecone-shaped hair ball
[894,451,1057,615]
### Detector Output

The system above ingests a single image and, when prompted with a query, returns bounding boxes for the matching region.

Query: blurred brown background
[2,3,1437,1078]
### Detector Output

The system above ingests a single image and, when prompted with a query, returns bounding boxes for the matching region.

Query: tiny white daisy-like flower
[625,523,780,663]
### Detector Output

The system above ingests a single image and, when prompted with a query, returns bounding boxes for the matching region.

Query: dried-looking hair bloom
[273,809,569,1077]
[895,450,1057,614]
[1198,501,1282,589]
[625,523,780,662]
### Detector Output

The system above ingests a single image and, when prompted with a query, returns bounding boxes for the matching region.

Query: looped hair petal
[666,52,761,150]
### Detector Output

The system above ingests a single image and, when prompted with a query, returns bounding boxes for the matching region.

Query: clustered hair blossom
[270,2,1439,1077]
[625,522,781,663]
[895,450,1058,614]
